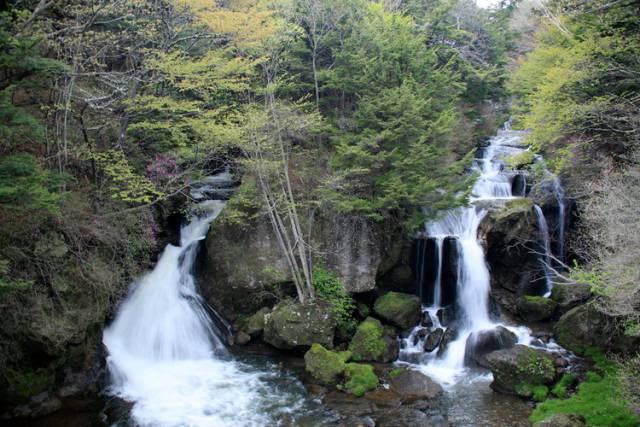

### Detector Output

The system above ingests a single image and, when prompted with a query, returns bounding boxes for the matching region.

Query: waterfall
[534,204,554,297]
[102,173,313,427]
[432,237,443,307]
[400,122,535,384]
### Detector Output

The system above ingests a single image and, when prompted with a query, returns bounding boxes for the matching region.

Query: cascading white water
[533,204,554,297]
[401,123,535,384]
[102,176,322,427]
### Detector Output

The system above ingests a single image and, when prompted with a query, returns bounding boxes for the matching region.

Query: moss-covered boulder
[373,292,421,329]
[518,296,557,322]
[236,307,270,337]
[550,283,592,315]
[485,345,556,398]
[348,317,398,363]
[263,302,335,350]
[343,363,379,397]
[554,301,640,354]
[304,344,351,386]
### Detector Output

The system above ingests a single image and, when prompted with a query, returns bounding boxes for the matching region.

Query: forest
[0,0,638,426]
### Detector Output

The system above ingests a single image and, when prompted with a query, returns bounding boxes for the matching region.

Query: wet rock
[464,326,517,368]
[485,345,556,397]
[363,388,402,408]
[349,317,398,363]
[373,292,421,329]
[377,408,447,427]
[554,301,640,354]
[518,296,557,322]
[11,392,62,418]
[423,328,444,353]
[436,307,456,326]
[550,283,592,315]
[421,312,433,328]
[263,302,335,350]
[304,344,350,386]
[389,370,443,403]
[234,331,251,346]
[441,237,460,306]
[533,413,586,427]
[236,307,270,337]
[437,327,458,357]
[412,328,428,346]
[511,174,527,197]
[479,199,547,311]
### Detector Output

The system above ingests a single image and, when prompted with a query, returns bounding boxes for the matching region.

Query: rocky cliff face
[200,207,406,320]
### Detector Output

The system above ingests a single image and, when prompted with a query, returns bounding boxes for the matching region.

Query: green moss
[517,383,549,401]
[348,317,387,362]
[304,344,349,386]
[495,198,534,220]
[552,373,576,398]
[344,363,379,397]
[519,295,557,322]
[356,302,370,318]
[389,367,406,378]
[507,150,535,168]
[11,368,53,401]
[531,355,640,427]
[373,291,420,329]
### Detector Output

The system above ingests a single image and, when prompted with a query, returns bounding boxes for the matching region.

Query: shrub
[313,266,357,334]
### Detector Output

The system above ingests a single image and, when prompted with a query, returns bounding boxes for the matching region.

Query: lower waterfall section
[102,185,329,426]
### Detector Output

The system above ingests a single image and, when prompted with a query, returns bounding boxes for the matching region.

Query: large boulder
[479,199,547,312]
[517,296,557,322]
[235,307,270,337]
[437,326,458,357]
[373,292,421,329]
[550,283,592,315]
[263,302,335,350]
[554,301,640,354]
[464,326,518,367]
[348,317,398,363]
[485,345,556,397]
[388,369,443,403]
[304,344,351,386]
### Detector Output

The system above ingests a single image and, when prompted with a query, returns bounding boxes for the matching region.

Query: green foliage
[552,373,576,399]
[517,383,549,401]
[389,367,406,379]
[0,153,65,216]
[531,363,640,427]
[343,363,378,397]
[313,266,356,334]
[93,150,161,203]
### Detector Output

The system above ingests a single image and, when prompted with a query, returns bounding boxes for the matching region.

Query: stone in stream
[436,326,458,357]
[423,328,444,352]
[263,302,335,350]
[421,311,434,328]
[304,344,351,386]
[436,306,456,327]
[412,328,428,346]
[388,369,443,403]
[484,345,556,398]
[376,408,447,427]
[373,292,421,329]
[463,326,517,368]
